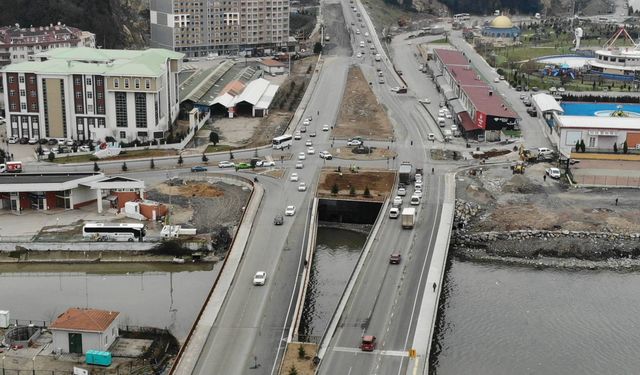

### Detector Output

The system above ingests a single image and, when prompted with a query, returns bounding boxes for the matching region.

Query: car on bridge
[253,271,267,286]
[190,166,208,172]
[309,131,317,137]
[294,132,302,140]
[360,335,376,351]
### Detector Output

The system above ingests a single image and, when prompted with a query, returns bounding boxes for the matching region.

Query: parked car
[78,145,90,152]
[253,271,267,285]
[8,136,18,144]
[428,133,435,141]
[190,166,208,172]
[28,138,38,144]
[419,98,431,104]
[218,161,235,168]
[38,138,49,145]
[285,205,296,216]
[545,167,561,179]
[48,138,59,145]
[319,151,332,160]
[19,137,29,144]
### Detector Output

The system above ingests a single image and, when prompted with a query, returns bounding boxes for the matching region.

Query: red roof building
[50,308,121,354]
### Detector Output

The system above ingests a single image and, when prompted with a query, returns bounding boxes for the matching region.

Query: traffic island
[316,168,394,202]
[278,342,318,375]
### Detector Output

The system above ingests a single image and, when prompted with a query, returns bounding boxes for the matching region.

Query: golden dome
[490,15,514,28]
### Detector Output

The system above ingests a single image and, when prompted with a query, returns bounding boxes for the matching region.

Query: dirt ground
[279,342,318,375]
[146,179,251,235]
[334,66,394,141]
[457,162,640,234]
[330,145,396,160]
[317,169,395,201]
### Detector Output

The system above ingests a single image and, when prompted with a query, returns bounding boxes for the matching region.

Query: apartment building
[0,23,95,66]
[150,0,289,57]
[1,47,183,142]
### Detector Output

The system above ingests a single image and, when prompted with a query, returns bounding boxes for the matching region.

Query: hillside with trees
[436,0,542,15]
[0,0,149,49]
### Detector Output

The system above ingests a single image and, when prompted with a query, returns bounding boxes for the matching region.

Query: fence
[0,365,152,375]
[572,174,640,188]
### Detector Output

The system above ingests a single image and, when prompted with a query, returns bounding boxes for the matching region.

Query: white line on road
[332,347,409,357]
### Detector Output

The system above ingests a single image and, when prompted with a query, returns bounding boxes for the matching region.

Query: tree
[349,186,356,196]
[623,140,628,154]
[94,162,100,172]
[364,186,371,197]
[314,42,323,54]
[209,131,219,146]
[150,158,155,169]
[613,142,618,153]
[229,151,234,160]
[202,154,209,162]
[298,345,306,359]
[288,366,299,375]
[178,155,184,165]
[575,140,580,153]
[47,151,55,162]
[579,139,586,152]
[122,162,128,171]
[331,183,339,195]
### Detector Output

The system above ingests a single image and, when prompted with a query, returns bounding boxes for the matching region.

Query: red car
[360,335,376,351]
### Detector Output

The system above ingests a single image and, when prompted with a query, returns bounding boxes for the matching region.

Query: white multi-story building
[0,23,95,66]
[149,0,289,57]
[1,47,183,142]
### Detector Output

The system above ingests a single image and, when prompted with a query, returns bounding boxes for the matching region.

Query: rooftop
[463,85,518,118]
[434,48,470,66]
[0,23,90,46]
[50,308,120,333]
[556,115,640,130]
[0,172,99,185]
[447,65,486,87]
[532,93,564,113]
[3,47,183,77]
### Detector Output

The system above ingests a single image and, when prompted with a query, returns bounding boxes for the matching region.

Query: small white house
[259,58,287,75]
[50,308,120,354]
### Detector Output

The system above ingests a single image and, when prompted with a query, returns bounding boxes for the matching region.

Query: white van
[360,41,365,48]
[437,117,446,127]
[375,54,381,61]
[410,195,420,205]
[537,147,554,157]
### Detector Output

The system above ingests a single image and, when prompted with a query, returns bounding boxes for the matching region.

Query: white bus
[83,223,146,242]
[272,134,293,150]
[453,13,470,21]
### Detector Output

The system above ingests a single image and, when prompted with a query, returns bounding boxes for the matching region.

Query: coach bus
[453,13,470,21]
[272,134,293,149]
[82,223,146,242]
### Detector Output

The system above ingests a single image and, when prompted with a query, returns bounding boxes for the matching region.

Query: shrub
[178,155,184,165]
[613,142,618,154]
[93,162,100,172]
[202,154,209,162]
[122,162,128,171]
[331,183,339,195]
[150,159,155,169]
[298,345,306,359]
[364,186,371,197]
[47,152,55,162]
[209,132,219,146]
[623,140,628,154]
[349,186,356,196]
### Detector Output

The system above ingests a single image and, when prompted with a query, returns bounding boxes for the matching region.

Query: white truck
[401,207,416,229]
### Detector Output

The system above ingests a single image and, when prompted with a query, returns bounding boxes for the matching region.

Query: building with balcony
[0,23,95,66]
[149,0,289,57]
[1,47,183,142]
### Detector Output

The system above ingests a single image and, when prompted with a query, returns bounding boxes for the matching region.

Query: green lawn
[204,144,234,153]
[430,38,449,44]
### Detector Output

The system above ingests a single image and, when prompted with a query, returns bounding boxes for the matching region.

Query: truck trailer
[399,162,412,184]
[401,207,416,229]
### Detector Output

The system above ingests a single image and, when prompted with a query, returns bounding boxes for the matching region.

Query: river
[431,260,640,374]
[0,263,219,340]
[298,227,367,340]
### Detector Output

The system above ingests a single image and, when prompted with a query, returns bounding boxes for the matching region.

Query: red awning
[458,111,482,131]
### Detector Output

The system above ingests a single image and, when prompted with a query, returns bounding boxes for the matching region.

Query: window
[30,90,36,97]
[145,79,151,89]
[87,105,93,112]
[120,131,127,139]
[98,118,106,128]
[97,105,104,113]
[137,131,148,138]
[86,78,92,85]
[76,105,83,112]
[19,76,24,83]
[31,103,37,111]
[96,77,103,86]
[29,76,36,84]
[115,92,127,127]
[97,92,103,100]
[135,79,140,89]
[114,78,119,88]
[74,77,81,85]
[19,89,25,96]
[21,103,26,110]
[75,92,82,98]
[88,118,95,128]
[135,93,147,128]
[87,91,93,99]
[8,76,14,83]
[10,103,16,111]
[124,78,130,88]
[9,90,14,97]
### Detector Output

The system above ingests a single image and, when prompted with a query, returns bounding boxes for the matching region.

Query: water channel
[432,260,640,374]
[0,263,219,340]
[299,227,367,340]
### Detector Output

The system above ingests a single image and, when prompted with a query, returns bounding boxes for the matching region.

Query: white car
[356,30,361,35]
[303,117,312,126]
[393,196,403,206]
[357,52,362,58]
[65,139,75,146]
[398,187,407,196]
[8,137,18,144]
[347,139,362,146]
[305,140,313,146]
[415,173,422,182]
[290,172,299,182]
[307,147,315,154]
[414,189,423,198]
[295,162,304,169]
[546,167,561,179]
[451,124,458,132]
[428,133,435,141]
[365,32,369,36]
[410,194,421,205]
[218,161,235,168]
[389,207,400,219]
[499,75,505,80]
[285,205,296,216]
[415,181,423,190]
[298,182,307,191]
[257,160,275,167]
[78,145,90,152]
[28,137,38,144]
[557,87,566,92]
[319,151,332,160]
[298,152,306,160]
[445,112,452,119]
[419,98,431,104]
[294,132,302,140]
[322,125,330,132]
[253,271,267,286]
[494,77,500,83]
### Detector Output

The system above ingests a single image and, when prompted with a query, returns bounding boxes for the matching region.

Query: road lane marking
[332,347,409,357]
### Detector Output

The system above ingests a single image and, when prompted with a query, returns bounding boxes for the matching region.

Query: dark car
[527,108,537,117]
[309,132,316,137]
[38,138,49,144]
[273,214,284,225]
[361,335,376,351]
[19,137,29,144]
[191,166,208,172]
[516,85,522,91]
[48,138,59,145]
[389,252,401,264]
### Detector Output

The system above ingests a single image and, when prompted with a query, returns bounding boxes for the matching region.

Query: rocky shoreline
[452,199,640,270]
